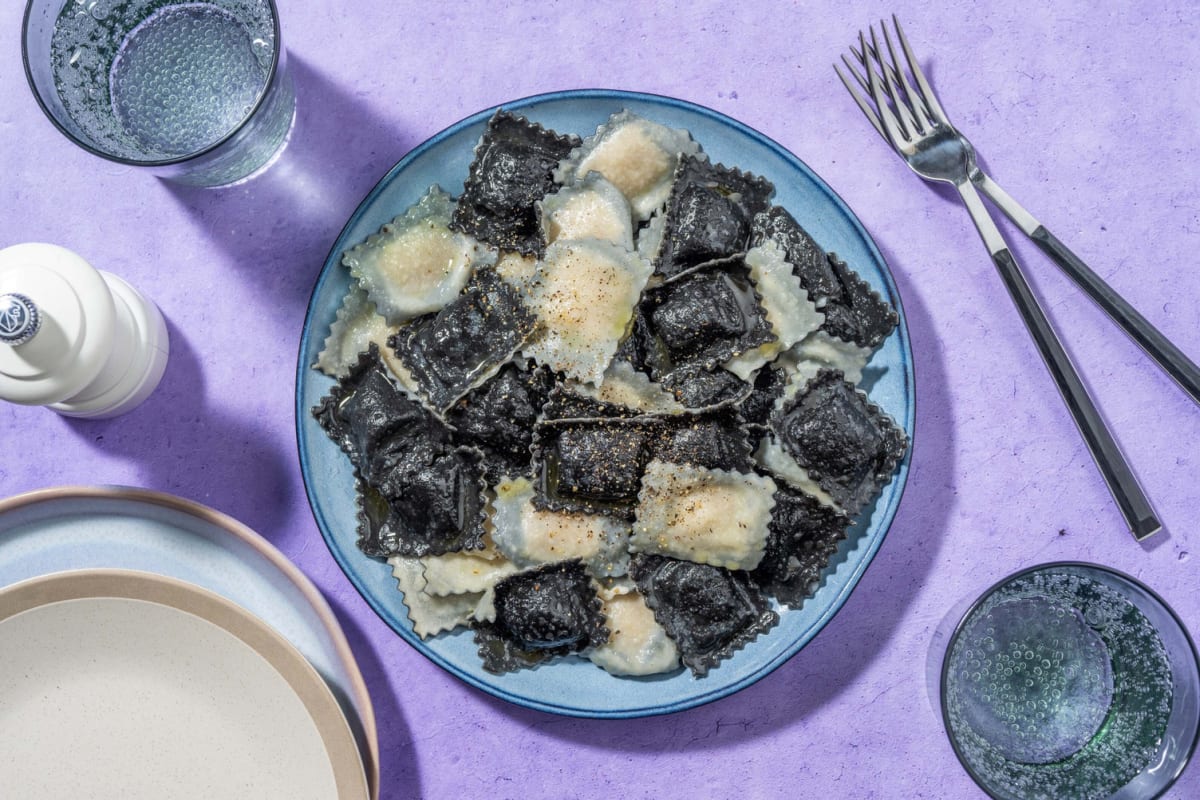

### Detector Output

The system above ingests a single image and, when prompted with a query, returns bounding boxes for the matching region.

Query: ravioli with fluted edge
[313,109,906,677]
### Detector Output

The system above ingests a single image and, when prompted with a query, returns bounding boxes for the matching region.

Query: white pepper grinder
[0,242,169,418]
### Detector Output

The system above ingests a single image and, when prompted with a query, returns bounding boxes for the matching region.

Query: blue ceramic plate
[296,90,915,718]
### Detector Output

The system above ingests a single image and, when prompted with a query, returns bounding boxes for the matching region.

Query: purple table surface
[1,1,1197,798]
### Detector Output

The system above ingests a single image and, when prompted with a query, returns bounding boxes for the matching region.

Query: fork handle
[1030,226,1200,405]
[955,181,1161,541]
[973,174,1200,406]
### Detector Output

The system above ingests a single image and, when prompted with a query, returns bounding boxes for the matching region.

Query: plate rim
[295,88,916,718]
[0,485,381,795]
[0,567,369,800]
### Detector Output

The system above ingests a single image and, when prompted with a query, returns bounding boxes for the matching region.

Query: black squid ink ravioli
[313,107,907,678]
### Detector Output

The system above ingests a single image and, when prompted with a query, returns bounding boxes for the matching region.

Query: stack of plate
[0,486,378,800]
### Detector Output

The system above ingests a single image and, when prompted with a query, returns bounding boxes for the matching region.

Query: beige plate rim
[0,485,380,800]
[0,567,370,800]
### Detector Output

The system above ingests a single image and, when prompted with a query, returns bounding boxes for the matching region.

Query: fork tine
[881,20,932,133]
[844,46,879,98]
[849,40,931,121]
[892,14,948,125]
[835,58,886,141]
[854,28,916,137]
[845,44,870,88]
[861,30,907,148]
[871,26,917,142]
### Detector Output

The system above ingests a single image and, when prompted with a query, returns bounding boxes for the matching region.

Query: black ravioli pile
[314,109,908,677]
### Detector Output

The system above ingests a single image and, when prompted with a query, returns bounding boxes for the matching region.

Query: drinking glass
[932,562,1198,800]
[23,0,295,186]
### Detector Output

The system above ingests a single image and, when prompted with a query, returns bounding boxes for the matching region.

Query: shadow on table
[481,255,956,751]
[163,56,420,321]
[326,593,420,800]
[60,318,296,545]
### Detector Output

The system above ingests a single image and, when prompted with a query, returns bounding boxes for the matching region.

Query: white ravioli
[315,287,394,378]
[494,251,540,295]
[540,173,634,250]
[379,344,424,397]
[631,460,776,571]
[472,587,498,624]
[490,477,631,577]
[588,580,680,676]
[556,110,702,220]
[522,239,653,384]
[594,577,637,601]
[783,330,872,386]
[342,186,484,324]
[419,546,520,597]
[755,435,839,510]
[568,360,683,413]
[636,210,668,267]
[725,241,824,380]
[388,557,481,638]
[314,287,423,394]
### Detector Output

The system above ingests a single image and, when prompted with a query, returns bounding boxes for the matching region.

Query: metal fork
[837,18,1161,540]
[840,30,1200,407]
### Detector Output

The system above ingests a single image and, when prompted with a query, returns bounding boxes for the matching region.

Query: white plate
[0,486,380,796]
[0,569,368,799]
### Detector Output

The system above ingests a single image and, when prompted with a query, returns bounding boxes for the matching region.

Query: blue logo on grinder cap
[0,293,40,346]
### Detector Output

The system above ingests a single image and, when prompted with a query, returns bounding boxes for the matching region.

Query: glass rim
[21,0,283,169]
[938,560,1200,800]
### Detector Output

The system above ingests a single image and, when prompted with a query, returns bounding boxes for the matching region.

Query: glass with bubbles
[931,562,1199,800]
[23,0,294,186]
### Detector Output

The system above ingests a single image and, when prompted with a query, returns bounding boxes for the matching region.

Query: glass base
[23,0,292,187]
[936,563,1198,800]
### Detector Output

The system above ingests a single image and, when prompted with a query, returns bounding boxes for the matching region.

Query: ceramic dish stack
[0,486,379,800]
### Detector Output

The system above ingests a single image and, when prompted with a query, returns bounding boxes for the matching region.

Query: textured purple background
[1,2,1197,798]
